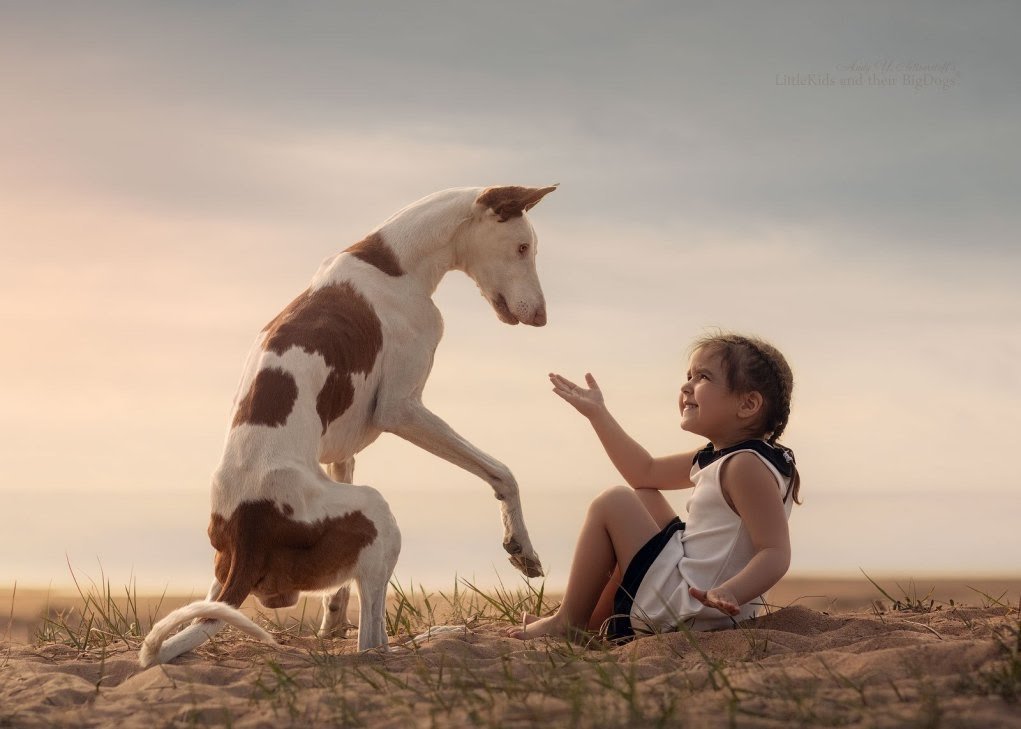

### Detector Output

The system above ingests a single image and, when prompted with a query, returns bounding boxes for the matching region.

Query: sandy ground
[2,577,1019,728]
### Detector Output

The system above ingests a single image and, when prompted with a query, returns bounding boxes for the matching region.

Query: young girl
[508,333,800,641]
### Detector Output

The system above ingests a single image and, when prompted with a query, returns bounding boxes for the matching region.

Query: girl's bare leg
[519,489,681,631]
[586,488,680,630]
[635,488,681,529]
[508,486,661,639]
[586,565,622,630]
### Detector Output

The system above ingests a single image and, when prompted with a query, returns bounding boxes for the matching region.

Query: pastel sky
[2,2,1018,591]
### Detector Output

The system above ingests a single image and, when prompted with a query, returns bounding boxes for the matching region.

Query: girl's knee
[589,484,636,513]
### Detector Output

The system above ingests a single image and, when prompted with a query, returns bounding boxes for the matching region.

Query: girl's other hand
[549,372,605,419]
[688,586,740,616]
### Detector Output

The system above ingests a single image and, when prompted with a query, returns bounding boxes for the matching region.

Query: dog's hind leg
[186,577,223,628]
[355,532,399,651]
[356,575,388,651]
[204,577,222,601]
[315,479,400,651]
[320,457,357,637]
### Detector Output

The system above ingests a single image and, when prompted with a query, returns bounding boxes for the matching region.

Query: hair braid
[759,350,791,443]
[744,339,793,444]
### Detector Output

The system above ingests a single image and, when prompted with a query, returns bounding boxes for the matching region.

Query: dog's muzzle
[492,294,546,327]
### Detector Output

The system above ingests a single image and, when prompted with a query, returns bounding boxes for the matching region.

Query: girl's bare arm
[550,372,698,490]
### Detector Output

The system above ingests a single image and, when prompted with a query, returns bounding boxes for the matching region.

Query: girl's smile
[679,348,748,447]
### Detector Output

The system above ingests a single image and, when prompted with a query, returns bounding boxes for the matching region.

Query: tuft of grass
[860,569,941,613]
[383,574,551,640]
[458,573,548,625]
[967,585,1013,609]
[34,561,166,654]
[385,577,429,638]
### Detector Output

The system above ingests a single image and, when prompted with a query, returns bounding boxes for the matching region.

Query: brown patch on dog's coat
[261,283,383,433]
[344,232,404,277]
[232,368,299,428]
[209,500,378,608]
[476,185,558,222]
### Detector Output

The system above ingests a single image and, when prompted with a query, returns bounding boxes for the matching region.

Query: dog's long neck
[373,188,479,295]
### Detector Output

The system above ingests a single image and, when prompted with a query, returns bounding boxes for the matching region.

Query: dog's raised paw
[508,553,544,579]
[502,538,523,555]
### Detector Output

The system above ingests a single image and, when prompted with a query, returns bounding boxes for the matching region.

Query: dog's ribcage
[213,257,439,516]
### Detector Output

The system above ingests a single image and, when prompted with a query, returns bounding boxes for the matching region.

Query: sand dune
[1,580,1019,727]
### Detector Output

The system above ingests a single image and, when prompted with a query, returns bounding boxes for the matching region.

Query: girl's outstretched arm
[691,453,791,610]
[549,372,698,490]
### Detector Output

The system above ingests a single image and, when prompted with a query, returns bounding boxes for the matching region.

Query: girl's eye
[517,243,529,255]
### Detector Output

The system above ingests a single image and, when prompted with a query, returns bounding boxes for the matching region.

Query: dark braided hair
[691,332,801,504]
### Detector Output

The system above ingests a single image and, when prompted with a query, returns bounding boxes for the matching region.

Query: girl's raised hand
[688,586,740,616]
[549,372,605,419]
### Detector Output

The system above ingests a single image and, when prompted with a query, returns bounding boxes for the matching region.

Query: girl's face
[679,347,747,445]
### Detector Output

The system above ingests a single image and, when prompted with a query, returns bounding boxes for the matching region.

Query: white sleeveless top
[629,444,794,633]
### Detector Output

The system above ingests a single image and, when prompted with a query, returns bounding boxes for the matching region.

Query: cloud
[4,1,1019,258]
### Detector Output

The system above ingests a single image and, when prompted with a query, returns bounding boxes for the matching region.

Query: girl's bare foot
[506,613,570,640]
[501,611,542,638]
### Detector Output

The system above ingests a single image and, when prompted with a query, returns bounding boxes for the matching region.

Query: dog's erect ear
[475,184,558,222]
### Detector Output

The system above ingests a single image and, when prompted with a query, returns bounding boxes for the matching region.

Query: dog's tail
[138,600,277,668]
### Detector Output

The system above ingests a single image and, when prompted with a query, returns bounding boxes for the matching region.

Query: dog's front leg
[325,458,355,484]
[320,586,352,638]
[380,401,543,578]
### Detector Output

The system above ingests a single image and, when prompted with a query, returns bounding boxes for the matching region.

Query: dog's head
[461,184,557,327]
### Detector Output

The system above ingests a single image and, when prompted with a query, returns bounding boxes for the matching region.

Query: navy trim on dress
[693,439,795,478]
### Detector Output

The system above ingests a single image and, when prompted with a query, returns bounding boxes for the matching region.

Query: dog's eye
[517,243,529,255]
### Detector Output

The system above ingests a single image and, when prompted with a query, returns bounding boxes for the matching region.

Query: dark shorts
[605,516,685,641]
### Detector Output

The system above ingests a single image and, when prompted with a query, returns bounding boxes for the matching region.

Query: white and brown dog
[139,185,556,666]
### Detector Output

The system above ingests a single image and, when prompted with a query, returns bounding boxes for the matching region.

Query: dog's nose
[531,306,547,327]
